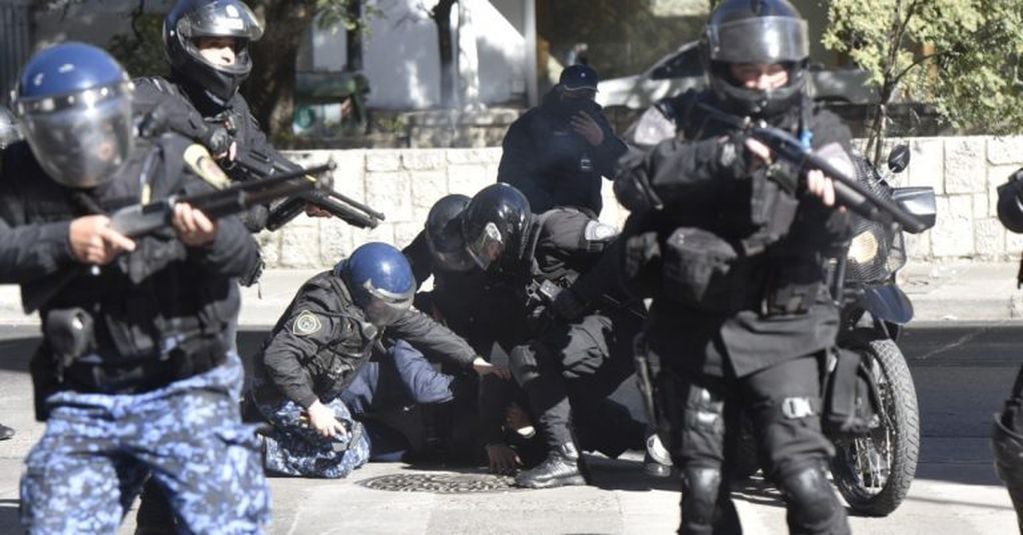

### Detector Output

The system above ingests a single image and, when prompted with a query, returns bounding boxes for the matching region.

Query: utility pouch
[43,307,95,379]
[823,348,881,436]
[662,227,740,311]
[764,261,823,316]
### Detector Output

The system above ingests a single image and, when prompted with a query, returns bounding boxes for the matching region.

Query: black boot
[644,433,674,478]
[514,442,586,489]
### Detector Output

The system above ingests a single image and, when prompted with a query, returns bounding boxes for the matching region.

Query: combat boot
[644,433,674,478]
[514,442,586,489]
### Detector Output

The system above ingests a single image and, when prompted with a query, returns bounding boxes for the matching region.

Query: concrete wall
[270,135,1023,269]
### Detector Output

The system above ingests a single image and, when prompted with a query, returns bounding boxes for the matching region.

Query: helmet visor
[360,279,414,327]
[707,16,808,65]
[465,221,505,271]
[18,83,134,188]
[426,220,475,272]
[178,0,264,42]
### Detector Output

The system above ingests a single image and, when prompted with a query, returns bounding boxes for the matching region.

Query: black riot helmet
[461,184,532,271]
[702,0,809,118]
[164,0,264,102]
[425,194,474,272]
[0,106,21,150]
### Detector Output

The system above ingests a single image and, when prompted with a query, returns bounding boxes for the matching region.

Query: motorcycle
[733,144,937,517]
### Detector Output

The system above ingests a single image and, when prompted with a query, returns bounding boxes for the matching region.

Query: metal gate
[0,0,31,105]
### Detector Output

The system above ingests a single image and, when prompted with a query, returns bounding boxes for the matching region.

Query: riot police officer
[250,242,506,478]
[614,0,853,532]
[0,42,268,533]
[457,183,670,488]
[132,0,330,233]
[993,168,1023,532]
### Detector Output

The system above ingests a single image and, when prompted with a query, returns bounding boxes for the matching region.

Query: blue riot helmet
[0,106,21,150]
[425,194,474,272]
[12,42,134,189]
[165,0,264,102]
[336,242,416,327]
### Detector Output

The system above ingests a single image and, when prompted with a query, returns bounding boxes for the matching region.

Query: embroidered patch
[292,310,323,336]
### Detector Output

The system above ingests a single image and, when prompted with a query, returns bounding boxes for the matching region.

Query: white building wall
[311,0,528,110]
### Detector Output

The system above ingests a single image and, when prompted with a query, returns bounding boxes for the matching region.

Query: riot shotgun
[230,148,385,231]
[21,162,336,314]
[696,103,928,234]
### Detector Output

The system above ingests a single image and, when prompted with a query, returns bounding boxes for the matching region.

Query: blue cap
[559,64,598,92]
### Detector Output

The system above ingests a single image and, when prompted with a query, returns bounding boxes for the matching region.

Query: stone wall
[268,135,1023,269]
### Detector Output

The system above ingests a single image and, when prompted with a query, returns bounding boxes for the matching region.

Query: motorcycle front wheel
[829,337,920,516]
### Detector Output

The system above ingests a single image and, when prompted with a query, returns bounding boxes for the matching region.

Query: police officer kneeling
[250,242,506,478]
[0,43,269,533]
[614,1,853,533]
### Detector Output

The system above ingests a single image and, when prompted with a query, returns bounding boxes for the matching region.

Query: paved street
[0,321,1019,534]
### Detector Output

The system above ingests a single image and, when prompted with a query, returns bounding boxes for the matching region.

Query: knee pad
[509,345,541,386]
[680,467,723,527]
[778,466,844,531]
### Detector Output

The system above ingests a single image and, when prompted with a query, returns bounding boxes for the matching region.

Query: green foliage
[823,0,1023,136]
[106,13,168,79]
[315,0,378,32]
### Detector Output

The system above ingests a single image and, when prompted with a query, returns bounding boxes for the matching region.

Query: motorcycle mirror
[887,144,911,174]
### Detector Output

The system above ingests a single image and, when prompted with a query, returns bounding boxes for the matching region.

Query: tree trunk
[243,0,317,138]
[345,1,364,72]
[431,0,458,108]
[458,0,482,110]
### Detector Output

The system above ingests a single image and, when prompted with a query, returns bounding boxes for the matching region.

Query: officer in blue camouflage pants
[22,354,269,532]
[250,243,504,479]
[254,374,371,479]
[1,43,270,533]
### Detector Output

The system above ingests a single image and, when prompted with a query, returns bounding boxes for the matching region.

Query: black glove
[551,288,588,322]
[200,124,233,157]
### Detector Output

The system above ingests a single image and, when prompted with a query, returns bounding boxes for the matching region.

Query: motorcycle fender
[858,284,914,325]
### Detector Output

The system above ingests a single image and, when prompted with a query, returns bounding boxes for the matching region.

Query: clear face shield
[359,279,414,328]
[426,221,475,272]
[465,221,505,271]
[178,0,264,76]
[706,16,809,65]
[16,82,134,188]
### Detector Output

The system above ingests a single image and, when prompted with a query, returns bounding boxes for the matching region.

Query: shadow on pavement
[0,499,22,534]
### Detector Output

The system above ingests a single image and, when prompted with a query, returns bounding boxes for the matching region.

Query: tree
[243,0,370,138]
[823,0,1023,162]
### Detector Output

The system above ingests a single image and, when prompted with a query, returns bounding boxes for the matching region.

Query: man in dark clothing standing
[614,1,854,532]
[498,65,627,216]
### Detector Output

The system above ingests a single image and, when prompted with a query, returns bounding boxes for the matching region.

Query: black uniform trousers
[512,309,645,454]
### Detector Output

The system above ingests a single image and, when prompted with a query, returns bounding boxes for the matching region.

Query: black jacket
[132,74,292,232]
[498,89,626,216]
[0,135,259,363]
[618,90,854,377]
[253,270,478,409]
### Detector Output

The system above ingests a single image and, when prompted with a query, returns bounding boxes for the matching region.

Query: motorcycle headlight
[848,230,879,265]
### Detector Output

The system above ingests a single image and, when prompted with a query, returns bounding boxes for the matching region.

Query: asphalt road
[0,322,1019,534]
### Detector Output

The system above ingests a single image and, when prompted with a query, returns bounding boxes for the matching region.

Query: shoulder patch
[183,144,231,190]
[584,220,618,242]
[292,310,323,336]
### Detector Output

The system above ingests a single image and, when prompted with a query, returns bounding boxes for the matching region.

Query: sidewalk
[0,261,1019,327]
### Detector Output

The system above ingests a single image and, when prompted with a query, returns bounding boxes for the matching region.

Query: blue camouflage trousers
[256,392,370,479]
[20,353,270,534]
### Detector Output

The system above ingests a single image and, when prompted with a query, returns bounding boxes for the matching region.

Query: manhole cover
[357,472,520,494]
